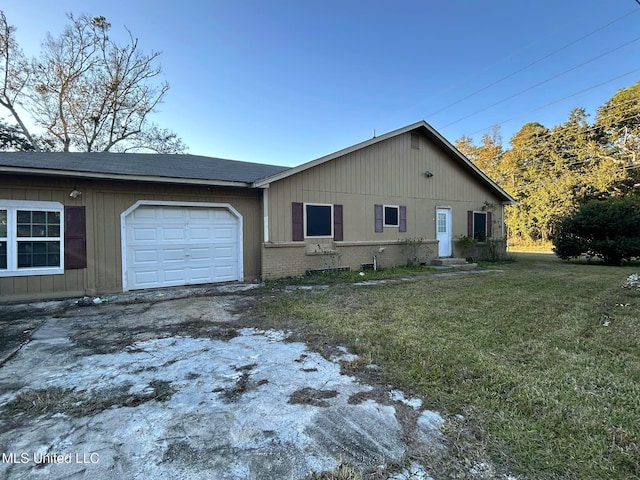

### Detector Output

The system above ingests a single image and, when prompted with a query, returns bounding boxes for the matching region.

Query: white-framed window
[0,200,64,277]
[383,205,399,227]
[304,203,333,238]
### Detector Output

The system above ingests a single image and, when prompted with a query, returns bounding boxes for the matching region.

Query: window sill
[0,268,64,277]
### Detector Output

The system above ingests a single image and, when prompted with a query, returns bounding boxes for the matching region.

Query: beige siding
[266,131,505,244]
[1,176,262,301]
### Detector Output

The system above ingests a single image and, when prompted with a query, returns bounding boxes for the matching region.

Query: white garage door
[123,204,242,291]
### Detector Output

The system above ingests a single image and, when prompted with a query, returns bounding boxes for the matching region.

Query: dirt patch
[289,387,339,407]
[2,380,175,418]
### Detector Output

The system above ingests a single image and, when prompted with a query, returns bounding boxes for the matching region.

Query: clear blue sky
[2,0,639,166]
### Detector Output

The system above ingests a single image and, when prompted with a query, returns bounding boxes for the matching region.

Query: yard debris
[76,296,104,306]
[622,273,640,289]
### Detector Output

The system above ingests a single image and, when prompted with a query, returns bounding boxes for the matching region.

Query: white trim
[383,205,400,227]
[303,202,334,239]
[0,199,65,277]
[263,188,269,243]
[120,200,244,292]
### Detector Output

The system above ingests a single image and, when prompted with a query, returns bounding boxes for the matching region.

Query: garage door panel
[124,205,241,291]
[162,248,187,262]
[133,228,158,241]
[189,246,213,260]
[164,268,188,282]
[214,246,235,260]
[161,228,186,241]
[133,249,158,264]
[134,270,160,286]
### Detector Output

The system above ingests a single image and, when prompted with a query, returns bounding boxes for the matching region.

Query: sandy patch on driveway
[0,295,444,479]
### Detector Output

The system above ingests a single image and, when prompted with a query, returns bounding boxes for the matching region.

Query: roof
[254,120,516,204]
[0,152,290,187]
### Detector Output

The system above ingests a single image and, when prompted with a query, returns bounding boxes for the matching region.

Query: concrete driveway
[0,288,445,480]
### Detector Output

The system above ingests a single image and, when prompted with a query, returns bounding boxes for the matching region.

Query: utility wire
[439,35,640,130]
[426,8,640,119]
[464,69,640,138]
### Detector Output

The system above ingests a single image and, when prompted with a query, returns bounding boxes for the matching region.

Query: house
[0,121,514,302]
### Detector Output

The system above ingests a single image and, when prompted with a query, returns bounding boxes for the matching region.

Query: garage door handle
[185,253,190,256]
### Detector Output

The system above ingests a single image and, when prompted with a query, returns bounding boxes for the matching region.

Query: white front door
[436,207,452,257]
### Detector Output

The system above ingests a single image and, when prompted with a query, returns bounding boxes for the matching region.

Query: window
[375,204,407,233]
[384,205,399,227]
[467,210,492,242]
[0,200,64,276]
[473,212,487,241]
[305,204,333,238]
[437,212,447,233]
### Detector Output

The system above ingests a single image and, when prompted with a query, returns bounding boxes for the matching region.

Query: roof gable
[254,120,515,204]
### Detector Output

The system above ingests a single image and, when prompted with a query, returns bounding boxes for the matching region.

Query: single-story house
[0,120,514,302]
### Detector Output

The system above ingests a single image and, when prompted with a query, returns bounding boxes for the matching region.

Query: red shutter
[64,206,87,269]
[292,202,304,241]
[486,211,492,237]
[333,204,343,241]
[399,206,407,233]
[374,204,383,232]
[467,210,473,237]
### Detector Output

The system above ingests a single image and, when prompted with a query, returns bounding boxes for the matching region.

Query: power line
[439,35,640,130]
[425,8,640,119]
[464,69,640,138]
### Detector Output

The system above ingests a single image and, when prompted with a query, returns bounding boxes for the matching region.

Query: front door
[436,207,452,257]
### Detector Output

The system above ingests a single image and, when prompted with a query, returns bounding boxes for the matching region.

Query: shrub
[552,197,640,265]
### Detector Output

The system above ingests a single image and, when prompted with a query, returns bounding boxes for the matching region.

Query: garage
[121,201,243,291]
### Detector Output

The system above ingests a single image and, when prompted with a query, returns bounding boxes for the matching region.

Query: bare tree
[28,14,184,153]
[0,11,39,150]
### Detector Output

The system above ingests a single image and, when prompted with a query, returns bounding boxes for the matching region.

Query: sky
[1,0,639,167]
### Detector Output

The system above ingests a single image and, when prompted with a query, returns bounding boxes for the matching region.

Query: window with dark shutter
[486,211,492,237]
[374,204,383,232]
[64,206,87,269]
[399,206,407,232]
[333,204,343,241]
[292,202,304,241]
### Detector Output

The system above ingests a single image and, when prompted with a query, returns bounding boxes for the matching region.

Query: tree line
[0,11,185,153]
[455,80,640,245]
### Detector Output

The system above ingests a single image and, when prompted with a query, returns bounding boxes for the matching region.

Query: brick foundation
[261,240,439,279]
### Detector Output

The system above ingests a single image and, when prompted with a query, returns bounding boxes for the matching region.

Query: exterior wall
[262,131,506,278]
[0,175,262,301]
[262,240,439,279]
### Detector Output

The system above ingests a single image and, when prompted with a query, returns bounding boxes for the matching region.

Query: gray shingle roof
[0,152,290,184]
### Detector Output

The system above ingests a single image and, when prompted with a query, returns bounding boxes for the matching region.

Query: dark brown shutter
[374,204,383,232]
[486,211,492,237]
[467,210,473,237]
[399,206,407,233]
[64,206,87,269]
[292,202,304,241]
[333,204,343,241]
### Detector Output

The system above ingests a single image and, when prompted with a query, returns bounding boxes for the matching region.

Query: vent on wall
[411,133,420,150]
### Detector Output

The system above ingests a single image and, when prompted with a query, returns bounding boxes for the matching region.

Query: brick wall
[261,240,439,279]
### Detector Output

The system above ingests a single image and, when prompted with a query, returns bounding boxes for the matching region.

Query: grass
[257,253,640,479]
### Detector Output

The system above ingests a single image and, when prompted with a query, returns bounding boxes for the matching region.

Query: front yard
[258,254,640,479]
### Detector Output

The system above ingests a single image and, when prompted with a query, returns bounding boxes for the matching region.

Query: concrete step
[431,257,469,266]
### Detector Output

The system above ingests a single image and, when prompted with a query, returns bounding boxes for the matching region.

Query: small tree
[552,197,640,265]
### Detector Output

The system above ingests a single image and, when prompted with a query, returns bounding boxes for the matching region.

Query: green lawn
[258,253,640,479]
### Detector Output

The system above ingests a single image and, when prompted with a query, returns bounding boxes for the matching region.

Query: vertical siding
[1,176,263,301]
[267,132,505,244]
